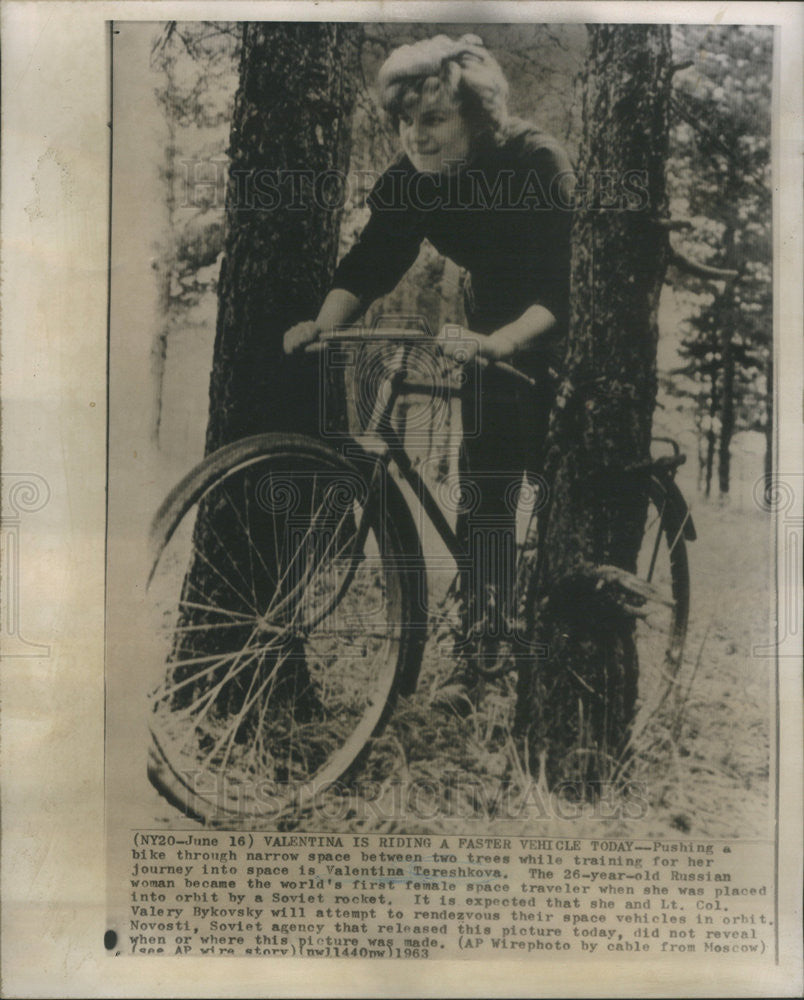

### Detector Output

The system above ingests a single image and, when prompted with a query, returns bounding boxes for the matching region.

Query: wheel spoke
[667,509,691,557]
[176,599,255,622]
[155,633,282,701]
[225,476,279,594]
[158,618,261,637]
[186,533,258,615]
[210,644,294,775]
[261,483,332,619]
[198,498,263,612]
[158,629,272,719]
[267,505,356,627]
[147,444,411,822]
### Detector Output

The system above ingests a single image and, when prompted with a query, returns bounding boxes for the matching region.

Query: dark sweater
[333,119,574,371]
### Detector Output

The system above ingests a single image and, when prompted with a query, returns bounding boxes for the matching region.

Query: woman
[284,34,574,711]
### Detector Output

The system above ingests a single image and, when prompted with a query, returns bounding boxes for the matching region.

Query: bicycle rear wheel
[632,474,691,718]
[145,433,422,824]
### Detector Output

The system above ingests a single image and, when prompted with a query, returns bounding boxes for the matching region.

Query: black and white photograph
[2,2,802,995]
[109,18,776,837]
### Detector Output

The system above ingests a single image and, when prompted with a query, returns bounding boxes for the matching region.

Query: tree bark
[206,22,360,452]
[718,316,734,496]
[152,58,179,445]
[705,425,716,498]
[705,373,718,499]
[516,25,672,790]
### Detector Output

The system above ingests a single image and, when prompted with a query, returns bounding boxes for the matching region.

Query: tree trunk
[705,375,718,499]
[206,22,360,453]
[152,64,179,445]
[705,426,716,498]
[516,25,672,791]
[718,226,738,496]
[171,24,360,703]
[718,320,734,496]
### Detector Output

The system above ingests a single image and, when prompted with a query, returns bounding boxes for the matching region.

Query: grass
[147,480,771,839]
[268,496,771,839]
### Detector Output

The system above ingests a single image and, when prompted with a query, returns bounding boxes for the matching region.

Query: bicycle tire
[518,471,691,774]
[145,432,426,825]
[632,474,691,716]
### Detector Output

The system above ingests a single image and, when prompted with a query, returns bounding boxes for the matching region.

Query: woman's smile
[398,98,473,174]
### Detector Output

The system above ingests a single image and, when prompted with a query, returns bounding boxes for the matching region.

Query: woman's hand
[436,324,515,364]
[437,324,484,365]
[283,290,365,355]
[283,320,321,355]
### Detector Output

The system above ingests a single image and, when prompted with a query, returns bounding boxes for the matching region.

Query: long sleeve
[523,142,574,333]
[332,161,424,304]
[500,139,574,334]
[454,126,574,344]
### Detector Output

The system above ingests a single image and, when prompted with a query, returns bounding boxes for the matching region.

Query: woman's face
[398,93,473,174]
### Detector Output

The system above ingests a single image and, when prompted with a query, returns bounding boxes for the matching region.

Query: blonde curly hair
[377,34,509,138]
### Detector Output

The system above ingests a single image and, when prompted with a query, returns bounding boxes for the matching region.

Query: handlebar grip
[481,357,537,388]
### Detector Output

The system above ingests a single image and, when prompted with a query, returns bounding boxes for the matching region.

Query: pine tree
[667,25,773,496]
[516,25,673,789]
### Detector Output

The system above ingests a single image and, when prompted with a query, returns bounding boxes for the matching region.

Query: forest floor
[144,480,773,841]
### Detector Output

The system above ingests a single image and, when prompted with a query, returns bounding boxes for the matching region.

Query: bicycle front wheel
[145,433,420,824]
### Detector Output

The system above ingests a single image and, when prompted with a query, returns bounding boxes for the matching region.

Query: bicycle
[145,324,694,824]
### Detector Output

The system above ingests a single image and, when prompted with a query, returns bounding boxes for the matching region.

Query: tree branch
[670,60,694,75]
[669,248,739,282]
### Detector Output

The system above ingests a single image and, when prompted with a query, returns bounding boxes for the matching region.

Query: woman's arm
[438,304,557,364]
[483,304,558,361]
[317,288,364,329]
[284,162,423,354]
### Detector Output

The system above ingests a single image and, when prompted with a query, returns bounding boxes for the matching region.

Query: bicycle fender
[661,476,697,542]
[148,432,341,581]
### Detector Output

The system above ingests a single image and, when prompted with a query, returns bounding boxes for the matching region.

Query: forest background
[112,21,774,837]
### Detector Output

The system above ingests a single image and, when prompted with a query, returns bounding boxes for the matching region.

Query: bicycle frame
[323,333,497,567]
[316,330,696,567]
[145,331,697,822]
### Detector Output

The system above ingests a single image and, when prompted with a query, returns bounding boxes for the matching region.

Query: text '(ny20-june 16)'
[120,833,774,959]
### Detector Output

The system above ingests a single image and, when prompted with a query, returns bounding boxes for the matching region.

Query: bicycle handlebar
[307,328,538,389]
